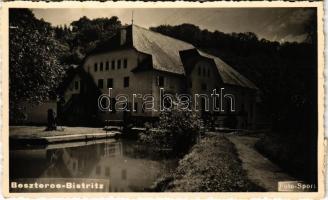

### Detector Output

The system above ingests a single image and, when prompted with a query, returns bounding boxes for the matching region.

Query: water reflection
[10,139,178,192]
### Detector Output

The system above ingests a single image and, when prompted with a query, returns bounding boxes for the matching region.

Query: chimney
[120,28,127,46]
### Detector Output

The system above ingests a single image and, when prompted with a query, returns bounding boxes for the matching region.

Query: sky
[31,8,316,43]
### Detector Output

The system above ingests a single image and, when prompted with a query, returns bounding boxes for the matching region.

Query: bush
[139,109,202,152]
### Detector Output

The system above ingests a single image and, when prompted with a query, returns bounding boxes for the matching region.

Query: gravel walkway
[227,135,295,191]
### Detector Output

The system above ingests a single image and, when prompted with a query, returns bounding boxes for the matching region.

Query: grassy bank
[152,134,263,192]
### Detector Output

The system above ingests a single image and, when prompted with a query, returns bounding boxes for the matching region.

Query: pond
[9,139,179,192]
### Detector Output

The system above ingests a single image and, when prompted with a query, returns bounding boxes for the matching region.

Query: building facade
[61,25,259,128]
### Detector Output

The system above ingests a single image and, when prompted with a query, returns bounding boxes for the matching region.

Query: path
[227,135,295,191]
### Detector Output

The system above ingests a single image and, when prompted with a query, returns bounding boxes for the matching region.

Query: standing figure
[46,109,57,131]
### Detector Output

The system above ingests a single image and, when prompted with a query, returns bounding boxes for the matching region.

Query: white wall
[83,49,154,121]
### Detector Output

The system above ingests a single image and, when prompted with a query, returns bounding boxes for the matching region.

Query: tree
[70,16,121,46]
[55,16,122,66]
[9,9,66,122]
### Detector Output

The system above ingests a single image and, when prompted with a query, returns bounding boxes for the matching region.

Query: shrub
[139,109,202,152]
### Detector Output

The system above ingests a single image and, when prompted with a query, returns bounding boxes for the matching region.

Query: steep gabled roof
[132,25,194,75]
[197,50,258,90]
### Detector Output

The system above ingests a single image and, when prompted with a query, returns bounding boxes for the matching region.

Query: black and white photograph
[4,2,324,196]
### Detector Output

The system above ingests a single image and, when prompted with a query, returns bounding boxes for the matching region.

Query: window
[123,59,127,68]
[100,62,103,71]
[98,79,104,89]
[94,63,98,72]
[207,68,210,77]
[124,77,129,88]
[74,81,79,90]
[117,60,121,69]
[201,83,207,90]
[202,67,206,76]
[107,78,113,88]
[105,61,109,70]
[111,60,115,70]
[198,67,201,76]
[158,76,164,87]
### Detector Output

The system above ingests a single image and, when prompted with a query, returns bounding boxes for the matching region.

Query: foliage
[9,10,123,123]
[139,109,202,151]
[9,9,67,122]
[53,16,122,65]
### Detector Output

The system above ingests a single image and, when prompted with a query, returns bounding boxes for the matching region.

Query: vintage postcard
[1,1,325,198]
